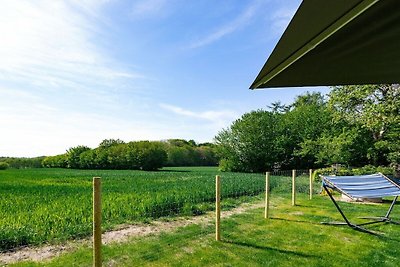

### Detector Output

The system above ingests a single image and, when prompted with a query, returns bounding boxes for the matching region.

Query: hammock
[321,173,400,234]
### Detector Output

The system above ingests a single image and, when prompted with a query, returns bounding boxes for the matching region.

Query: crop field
[0,167,312,251]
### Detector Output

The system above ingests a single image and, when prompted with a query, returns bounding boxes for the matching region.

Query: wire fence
[0,168,320,265]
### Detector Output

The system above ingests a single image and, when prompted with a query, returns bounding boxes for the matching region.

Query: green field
[3,167,400,266]
[2,167,305,251]
[11,194,400,267]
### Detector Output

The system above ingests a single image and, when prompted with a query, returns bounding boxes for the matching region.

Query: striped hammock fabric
[322,173,400,199]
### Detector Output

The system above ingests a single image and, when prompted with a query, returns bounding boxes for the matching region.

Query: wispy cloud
[0,87,41,101]
[160,103,237,125]
[188,1,263,49]
[0,86,168,156]
[0,1,142,94]
[268,5,298,36]
[0,0,150,157]
[130,0,170,18]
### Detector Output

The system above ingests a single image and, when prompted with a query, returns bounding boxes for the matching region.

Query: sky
[0,0,330,157]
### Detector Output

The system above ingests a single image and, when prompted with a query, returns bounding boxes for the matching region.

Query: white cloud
[1,2,95,67]
[188,1,263,49]
[0,0,141,93]
[131,0,169,18]
[268,5,298,36]
[0,104,164,157]
[0,0,151,157]
[0,87,41,101]
[160,103,237,125]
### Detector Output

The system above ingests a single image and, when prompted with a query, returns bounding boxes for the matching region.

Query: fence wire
[270,169,319,195]
[1,167,320,265]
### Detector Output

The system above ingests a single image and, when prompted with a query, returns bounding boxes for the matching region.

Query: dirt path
[0,201,264,265]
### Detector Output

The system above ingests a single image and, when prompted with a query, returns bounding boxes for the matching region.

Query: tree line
[3,84,398,174]
[0,157,45,169]
[42,139,218,171]
[215,84,400,175]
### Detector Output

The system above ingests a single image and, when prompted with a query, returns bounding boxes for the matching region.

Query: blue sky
[0,0,329,157]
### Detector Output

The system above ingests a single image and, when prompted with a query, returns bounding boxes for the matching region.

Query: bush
[42,154,67,168]
[0,162,9,170]
[0,157,45,169]
[314,165,394,182]
[133,141,168,171]
[43,138,216,170]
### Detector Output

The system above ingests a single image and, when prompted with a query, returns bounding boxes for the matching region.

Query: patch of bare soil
[0,201,264,265]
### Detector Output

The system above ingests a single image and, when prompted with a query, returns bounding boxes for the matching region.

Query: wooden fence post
[309,169,313,200]
[215,175,221,241]
[292,170,296,206]
[265,172,270,219]
[93,177,102,267]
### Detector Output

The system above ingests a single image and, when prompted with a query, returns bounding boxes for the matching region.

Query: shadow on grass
[319,222,400,242]
[281,215,400,242]
[377,234,400,243]
[222,240,318,259]
[158,169,191,173]
[269,217,324,226]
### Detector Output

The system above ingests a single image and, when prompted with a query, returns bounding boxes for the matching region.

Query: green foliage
[66,146,91,169]
[283,92,332,168]
[215,110,283,172]
[388,151,400,178]
[329,84,400,166]
[42,154,67,168]
[164,139,219,167]
[329,84,400,135]
[0,157,45,169]
[313,165,394,182]
[42,139,218,170]
[297,128,371,166]
[98,138,125,149]
[216,92,331,172]
[0,162,9,170]
[131,141,167,171]
[217,88,399,173]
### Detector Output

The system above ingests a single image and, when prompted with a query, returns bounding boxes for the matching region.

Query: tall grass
[0,168,314,251]
[0,168,255,250]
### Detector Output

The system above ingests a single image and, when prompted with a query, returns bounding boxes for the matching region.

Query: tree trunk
[394,163,400,178]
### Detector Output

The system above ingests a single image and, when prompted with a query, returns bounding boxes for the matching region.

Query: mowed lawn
[12,194,400,267]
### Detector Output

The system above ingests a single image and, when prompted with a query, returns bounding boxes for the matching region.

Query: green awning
[250,0,400,89]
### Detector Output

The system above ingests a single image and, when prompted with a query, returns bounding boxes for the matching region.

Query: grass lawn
[12,194,400,266]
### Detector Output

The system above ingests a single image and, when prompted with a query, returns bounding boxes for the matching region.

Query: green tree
[66,146,91,169]
[329,84,400,167]
[215,92,332,172]
[107,144,128,169]
[162,139,218,167]
[282,92,331,168]
[79,149,97,169]
[215,110,283,172]
[167,146,194,166]
[268,101,289,113]
[98,139,125,149]
[137,141,168,171]
[0,162,9,170]
[42,154,67,168]
[125,141,167,171]
[297,128,371,166]
[195,145,219,166]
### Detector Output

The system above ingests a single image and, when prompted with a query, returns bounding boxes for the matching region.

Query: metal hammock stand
[321,173,400,235]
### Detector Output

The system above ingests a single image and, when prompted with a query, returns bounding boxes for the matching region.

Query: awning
[250,0,400,89]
